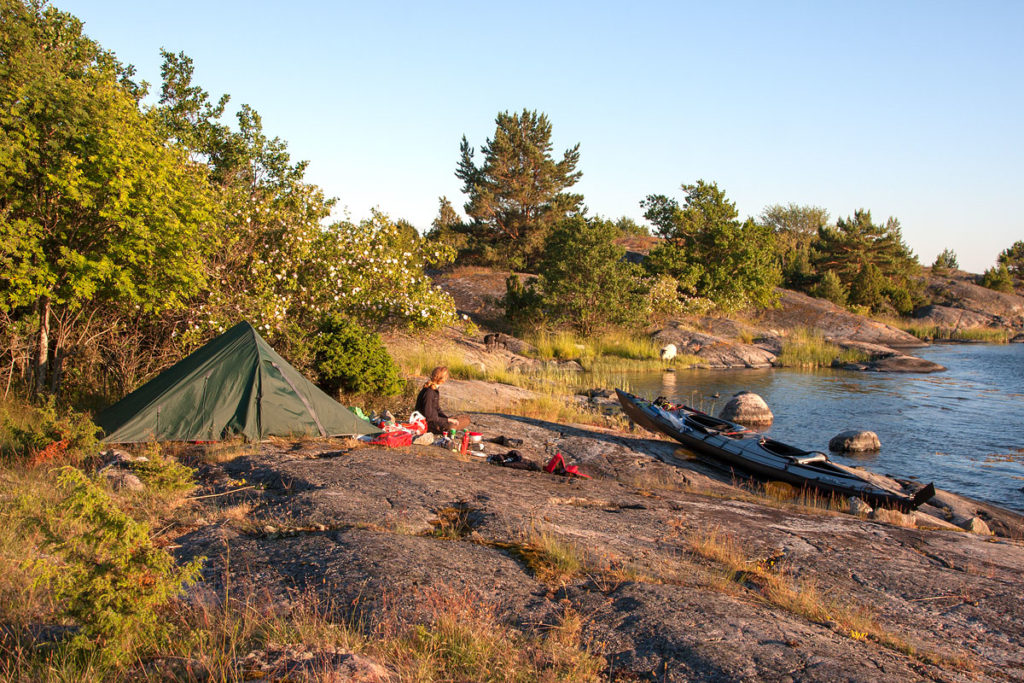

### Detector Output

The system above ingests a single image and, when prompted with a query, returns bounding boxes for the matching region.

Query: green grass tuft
[897,322,1009,343]
[775,327,869,368]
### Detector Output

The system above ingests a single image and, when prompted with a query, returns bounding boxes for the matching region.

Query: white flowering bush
[149,94,458,368]
[305,210,458,330]
[178,202,457,355]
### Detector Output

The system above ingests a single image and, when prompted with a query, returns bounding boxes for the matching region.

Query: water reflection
[660,370,676,394]
[619,344,1024,511]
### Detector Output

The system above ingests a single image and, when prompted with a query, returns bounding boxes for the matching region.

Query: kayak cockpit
[759,437,812,457]
[757,438,828,465]
[789,452,828,466]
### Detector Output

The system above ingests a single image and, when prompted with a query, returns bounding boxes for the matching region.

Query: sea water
[621,343,1024,512]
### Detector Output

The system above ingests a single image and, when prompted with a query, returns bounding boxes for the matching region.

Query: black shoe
[490,435,524,447]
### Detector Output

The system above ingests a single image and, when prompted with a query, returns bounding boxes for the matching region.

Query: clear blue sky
[58,0,1023,273]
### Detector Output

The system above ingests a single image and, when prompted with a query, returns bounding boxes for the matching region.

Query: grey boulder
[829,430,881,453]
[718,391,773,426]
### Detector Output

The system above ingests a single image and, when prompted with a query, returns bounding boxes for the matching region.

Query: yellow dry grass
[675,522,970,668]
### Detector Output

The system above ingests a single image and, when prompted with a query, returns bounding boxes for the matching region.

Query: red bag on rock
[544,452,590,479]
[370,430,413,448]
[402,411,428,435]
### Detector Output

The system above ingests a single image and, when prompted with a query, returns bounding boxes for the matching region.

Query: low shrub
[979,264,1014,293]
[23,467,203,666]
[128,443,197,493]
[515,527,589,585]
[0,397,99,463]
[429,502,480,539]
[312,315,404,396]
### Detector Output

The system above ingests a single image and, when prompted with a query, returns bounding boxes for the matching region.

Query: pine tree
[811,210,920,313]
[455,110,582,268]
[535,216,647,335]
[980,264,1014,293]
[931,248,959,273]
[997,241,1024,279]
[642,181,780,312]
[813,270,848,306]
[431,196,461,233]
[849,263,886,311]
[425,196,471,256]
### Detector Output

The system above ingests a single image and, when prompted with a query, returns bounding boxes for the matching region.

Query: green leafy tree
[760,203,831,238]
[455,109,582,268]
[306,212,458,330]
[642,241,704,307]
[533,216,648,335]
[980,263,1014,293]
[760,204,829,289]
[151,54,332,357]
[154,50,232,170]
[0,1,215,394]
[394,218,420,243]
[172,102,337,353]
[188,210,458,359]
[931,248,959,273]
[642,273,684,320]
[642,181,780,312]
[0,4,462,402]
[997,240,1024,279]
[154,58,458,361]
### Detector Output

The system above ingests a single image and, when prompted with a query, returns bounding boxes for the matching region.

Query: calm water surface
[619,344,1024,511]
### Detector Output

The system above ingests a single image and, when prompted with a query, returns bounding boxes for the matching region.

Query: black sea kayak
[616,389,935,512]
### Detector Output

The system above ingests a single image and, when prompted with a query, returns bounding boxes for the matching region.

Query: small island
[2,2,1023,680]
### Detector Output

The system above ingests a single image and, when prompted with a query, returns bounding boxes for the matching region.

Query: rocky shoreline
[434,269,1024,375]
[193,266,1024,679]
[171,410,1024,681]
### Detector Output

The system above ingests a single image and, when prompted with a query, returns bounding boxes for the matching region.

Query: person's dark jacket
[415,386,449,434]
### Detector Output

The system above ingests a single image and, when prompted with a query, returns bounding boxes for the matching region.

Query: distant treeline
[430,111,1021,335]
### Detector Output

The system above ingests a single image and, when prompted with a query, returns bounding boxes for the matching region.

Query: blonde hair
[425,366,449,390]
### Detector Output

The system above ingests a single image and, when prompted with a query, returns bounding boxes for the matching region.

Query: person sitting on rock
[415,366,470,434]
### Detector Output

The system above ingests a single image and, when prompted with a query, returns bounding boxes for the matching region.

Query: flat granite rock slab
[176,525,555,630]
[176,416,1024,681]
[569,582,945,683]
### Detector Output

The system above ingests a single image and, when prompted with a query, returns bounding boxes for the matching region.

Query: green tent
[96,321,380,443]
